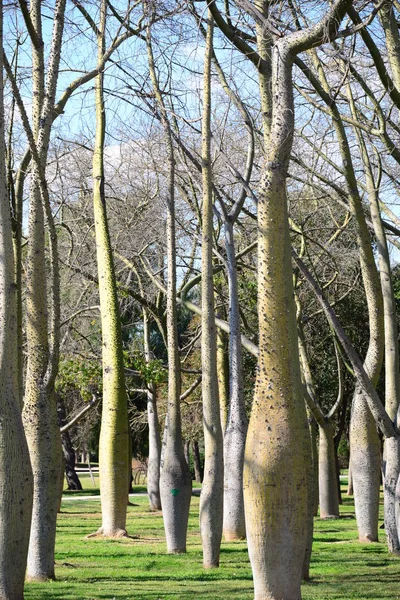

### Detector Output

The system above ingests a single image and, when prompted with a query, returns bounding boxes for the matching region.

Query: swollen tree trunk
[223,219,247,541]
[143,309,162,511]
[93,1,129,536]
[243,41,310,599]
[199,11,224,568]
[319,423,339,519]
[0,2,33,590]
[242,2,351,595]
[146,23,191,552]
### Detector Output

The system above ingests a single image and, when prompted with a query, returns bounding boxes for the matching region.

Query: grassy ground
[24,480,400,600]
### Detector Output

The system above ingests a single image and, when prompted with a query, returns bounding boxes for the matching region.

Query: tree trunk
[334,446,343,505]
[93,0,129,536]
[310,48,384,545]
[347,458,353,496]
[223,219,247,541]
[351,96,400,552]
[216,327,229,434]
[23,135,63,583]
[302,414,318,581]
[243,41,311,599]
[57,396,82,491]
[22,0,66,579]
[24,387,63,580]
[63,437,82,491]
[318,423,339,518]
[385,437,400,553]
[143,310,162,511]
[0,3,33,590]
[13,151,30,408]
[350,391,381,542]
[310,417,319,517]
[184,440,191,471]
[146,24,191,553]
[193,440,203,483]
[199,11,224,568]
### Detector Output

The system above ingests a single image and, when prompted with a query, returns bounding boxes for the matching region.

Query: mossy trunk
[93,0,129,536]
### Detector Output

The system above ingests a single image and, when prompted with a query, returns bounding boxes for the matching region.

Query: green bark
[93,0,129,536]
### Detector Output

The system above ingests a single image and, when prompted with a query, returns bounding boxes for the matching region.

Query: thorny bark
[93,0,130,536]
[22,0,65,579]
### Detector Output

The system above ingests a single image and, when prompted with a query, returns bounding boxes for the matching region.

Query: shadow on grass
[26,587,253,600]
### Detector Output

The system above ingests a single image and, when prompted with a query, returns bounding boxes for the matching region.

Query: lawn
[24,480,400,600]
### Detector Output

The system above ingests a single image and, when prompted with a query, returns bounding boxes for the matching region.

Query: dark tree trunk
[193,440,203,483]
[63,438,82,491]
[57,395,82,491]
[334,395,348,505]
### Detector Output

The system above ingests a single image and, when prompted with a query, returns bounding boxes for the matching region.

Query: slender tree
[92,0,130,537]
[199,9,224,568]
[146,17,192,552]
[0,0,33,594]
[20,0,65,578]
[348,86,400,552]
[143,309,162,511]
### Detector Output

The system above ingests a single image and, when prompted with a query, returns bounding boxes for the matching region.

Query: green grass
[24,483,400,600]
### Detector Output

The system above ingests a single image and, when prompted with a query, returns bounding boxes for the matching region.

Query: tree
[199,9,224,569]
[0,0,33,594]
[146,14,192,552]
[91,0,130,537]
[221,1,352,597]
[20,0,66,577]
